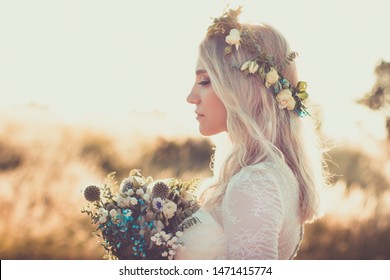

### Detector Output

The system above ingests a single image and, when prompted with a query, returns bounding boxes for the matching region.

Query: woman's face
[187,59,227,136]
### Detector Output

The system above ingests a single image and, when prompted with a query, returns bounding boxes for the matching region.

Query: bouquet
[82,169,200,259]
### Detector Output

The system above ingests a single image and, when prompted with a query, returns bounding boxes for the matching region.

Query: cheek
[216,103,227,122]
[197,88,228,136]
[209,93,227,125]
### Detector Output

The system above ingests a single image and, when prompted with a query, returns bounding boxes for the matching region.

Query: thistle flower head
[120,178,133,194]
[84,185,101,202]
[152,182,170,199]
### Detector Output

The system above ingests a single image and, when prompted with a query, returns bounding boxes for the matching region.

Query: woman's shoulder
[229,161,279,185]
[227,161,297,196]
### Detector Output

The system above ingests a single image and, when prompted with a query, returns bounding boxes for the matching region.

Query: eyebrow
[195,69,207,75]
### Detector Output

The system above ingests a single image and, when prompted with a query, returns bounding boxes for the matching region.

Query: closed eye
[197,80,210,86]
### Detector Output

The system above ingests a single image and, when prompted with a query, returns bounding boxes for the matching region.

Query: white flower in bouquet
[127,189,134,196]
[130,197,138,206]
[163,201,177,219]
[98,208,108,223]
[152,197,165,211]
[136,189,144,196]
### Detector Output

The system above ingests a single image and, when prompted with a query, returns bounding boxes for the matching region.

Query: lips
[195,111,205,120]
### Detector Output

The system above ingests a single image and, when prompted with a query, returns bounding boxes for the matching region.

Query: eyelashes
[197,80,210,86]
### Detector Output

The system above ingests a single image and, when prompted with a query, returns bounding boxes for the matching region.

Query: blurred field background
[1,78,390,260]
[1,0,390,260]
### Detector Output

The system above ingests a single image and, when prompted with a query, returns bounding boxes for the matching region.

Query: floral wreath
[207,7,310,117]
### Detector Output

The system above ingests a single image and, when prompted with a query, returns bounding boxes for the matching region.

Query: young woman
[175,7,326,260]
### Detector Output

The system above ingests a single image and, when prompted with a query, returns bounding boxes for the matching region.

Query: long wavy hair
[198,23,325,223]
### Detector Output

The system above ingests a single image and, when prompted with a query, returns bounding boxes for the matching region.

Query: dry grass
[0,114,211,259]
[1,113,390,259]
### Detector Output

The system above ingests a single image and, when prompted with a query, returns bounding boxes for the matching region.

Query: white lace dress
[175,162,302,260]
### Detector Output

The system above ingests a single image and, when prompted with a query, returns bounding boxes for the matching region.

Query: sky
[1,0,390,140]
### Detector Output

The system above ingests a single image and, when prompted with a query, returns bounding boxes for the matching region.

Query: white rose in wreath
[276,89,296,110]
[265,68,279,88]
[225,28,241,50]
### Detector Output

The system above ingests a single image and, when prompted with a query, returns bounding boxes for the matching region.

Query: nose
[186,85,200,104]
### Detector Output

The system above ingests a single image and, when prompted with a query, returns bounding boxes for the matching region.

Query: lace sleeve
[222,166,284,259]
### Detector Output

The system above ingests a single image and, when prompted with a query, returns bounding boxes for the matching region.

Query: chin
[199,128,212,136]
[199,127,224,137]
[199,129,211,136]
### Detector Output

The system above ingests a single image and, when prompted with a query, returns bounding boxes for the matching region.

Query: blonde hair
[198,24,325,223]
